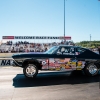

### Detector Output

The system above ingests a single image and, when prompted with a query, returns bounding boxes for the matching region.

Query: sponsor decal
[60,64,71,69]
[42,61,47,65]
[56,68,61,71]
[49,58,74,70]
[39,58,86,71]
[76,61,85,70]
[38,59,49,69]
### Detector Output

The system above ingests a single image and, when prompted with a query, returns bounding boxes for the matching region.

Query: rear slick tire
[84,63,99,76]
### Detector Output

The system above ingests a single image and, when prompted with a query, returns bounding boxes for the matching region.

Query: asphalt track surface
[0,67,100,100]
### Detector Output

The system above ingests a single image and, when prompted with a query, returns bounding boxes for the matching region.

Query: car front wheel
[23,63,38,79]
[84,63,99,76]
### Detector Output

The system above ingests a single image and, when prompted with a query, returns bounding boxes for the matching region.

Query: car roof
[57,45,81,48]
[57,45,90,50]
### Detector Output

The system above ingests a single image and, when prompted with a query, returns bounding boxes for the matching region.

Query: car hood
[26,52,44,54]
[12,52,47,59]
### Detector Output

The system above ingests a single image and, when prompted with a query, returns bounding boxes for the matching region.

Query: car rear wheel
[84,63,99,76]
[23,63,38,79]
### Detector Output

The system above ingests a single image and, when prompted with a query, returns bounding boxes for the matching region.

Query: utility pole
[90,34,91,41]
[64,0,65,40]
[90,34,91,47]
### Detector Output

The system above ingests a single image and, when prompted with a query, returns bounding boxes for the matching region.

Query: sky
[0,0,100,43]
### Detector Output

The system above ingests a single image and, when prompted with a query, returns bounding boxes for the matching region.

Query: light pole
[64,0,65,40]
[90,34,91,47]
[90,34,91,41]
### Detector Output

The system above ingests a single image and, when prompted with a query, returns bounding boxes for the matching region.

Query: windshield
[44,46,59,54]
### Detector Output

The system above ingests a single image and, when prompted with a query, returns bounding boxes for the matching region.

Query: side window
[63,47,70,54]
[76,48,86,55]
[56,47,67,54]
[57,47,75,55]
[70,47,75,54]
[56,47,63,54]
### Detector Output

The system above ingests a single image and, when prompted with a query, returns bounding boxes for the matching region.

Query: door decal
[76,61,85,70]
[48,58,77,71]
[38,59,49,69]
[38,58,86,70]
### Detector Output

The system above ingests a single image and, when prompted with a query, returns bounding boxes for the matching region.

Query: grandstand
[0,41,74,53]
[0,36,74,53]
[0,36,99,56]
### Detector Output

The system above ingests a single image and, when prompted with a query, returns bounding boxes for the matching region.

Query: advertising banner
[2,36,71,40]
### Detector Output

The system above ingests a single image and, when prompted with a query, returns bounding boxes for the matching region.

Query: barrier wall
[0,53,14,58]
[0,58,13,66]
[0,53,32,66]
[0,52,33,58]
[0,53,13,66]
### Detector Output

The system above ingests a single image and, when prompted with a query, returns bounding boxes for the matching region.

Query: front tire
[84,63,99,76]
[23,63,38,79]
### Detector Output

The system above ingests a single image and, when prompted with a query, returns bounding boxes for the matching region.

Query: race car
[12,45,100,78]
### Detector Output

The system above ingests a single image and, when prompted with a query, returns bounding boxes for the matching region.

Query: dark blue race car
[12,45,100,79]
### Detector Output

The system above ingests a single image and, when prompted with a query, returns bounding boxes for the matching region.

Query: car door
[48,46,77,71]
[74,47,86,70]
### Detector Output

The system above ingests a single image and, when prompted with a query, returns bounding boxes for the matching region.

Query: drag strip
[0,67,100,100]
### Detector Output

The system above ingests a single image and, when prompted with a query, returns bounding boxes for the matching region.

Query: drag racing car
[12,45,100,78]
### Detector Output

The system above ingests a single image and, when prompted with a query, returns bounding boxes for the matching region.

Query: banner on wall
[2,36,71,40]
[0,59,12,66]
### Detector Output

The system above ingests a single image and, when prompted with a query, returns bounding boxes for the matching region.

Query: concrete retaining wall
[0,53,17,66]
[0,53,14,58]
[0,58,13,66]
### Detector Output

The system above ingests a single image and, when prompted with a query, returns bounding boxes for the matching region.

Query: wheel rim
[88,64,98,75]
[26,64,36,77]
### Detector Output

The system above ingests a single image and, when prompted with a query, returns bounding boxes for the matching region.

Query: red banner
[2,36,14,39]
[59,36,71,40]
[64,36,71,40]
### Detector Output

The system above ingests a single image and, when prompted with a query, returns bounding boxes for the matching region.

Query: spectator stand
[0,36,73,53]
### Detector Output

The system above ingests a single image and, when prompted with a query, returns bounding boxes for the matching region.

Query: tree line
[75,41,100,48]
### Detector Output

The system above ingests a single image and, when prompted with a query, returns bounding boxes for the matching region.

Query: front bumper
[11,59,22,67]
